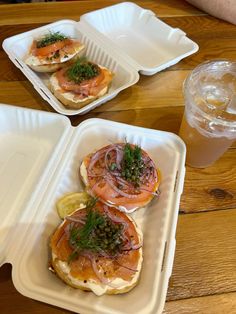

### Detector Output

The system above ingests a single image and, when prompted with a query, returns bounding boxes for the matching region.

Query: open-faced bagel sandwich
[49,57,113,109]
[80,143,161,213]
[50,199,143,295]
[25,31,85,72]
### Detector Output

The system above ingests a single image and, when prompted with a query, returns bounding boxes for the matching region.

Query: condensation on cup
[179,60,236,168]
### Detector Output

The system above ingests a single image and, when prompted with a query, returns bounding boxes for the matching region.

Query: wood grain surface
[168,208,236,301]
[0,0,203,26]
[164,292,236,314]
[0,1,236,314]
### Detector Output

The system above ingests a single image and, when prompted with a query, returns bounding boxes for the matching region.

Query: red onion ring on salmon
[81,143,161,212]
[50,201,143,294]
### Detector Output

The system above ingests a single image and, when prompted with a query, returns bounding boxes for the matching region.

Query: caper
[109,162,117,171]
[110,243,115,250]
[112,230,117,236]
[118,224,123,230]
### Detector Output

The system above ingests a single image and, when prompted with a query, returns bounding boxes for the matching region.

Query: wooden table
[0,1,236,313]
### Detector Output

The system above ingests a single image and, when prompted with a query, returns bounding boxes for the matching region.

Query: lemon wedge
[56,192,92,219]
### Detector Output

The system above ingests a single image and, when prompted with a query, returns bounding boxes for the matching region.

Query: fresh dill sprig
[66,58,100,84]
[68,199,124,262]
[85,196,98,210]
[69,209,105,250]
[36,31,68,48]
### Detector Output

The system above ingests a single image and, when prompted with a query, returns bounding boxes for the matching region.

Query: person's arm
[186,0,236,25]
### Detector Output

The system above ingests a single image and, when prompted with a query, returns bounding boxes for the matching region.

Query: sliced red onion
[65,216,86,224]
[56,231,67,248]
[104,145,117,169]
[90,178,103,191]
[80,252,120,287]
[91,257,111,285]
[115,148,123,170]
[65,221,74,236]
[103,205,129,229]
[116,176,133,188]
[110,171,122,177]
[115,260,138,273]
[87,150,106,176]
[80,252,103,278]
[87,172,106,178]
[121,243,142,251]
[105,174,138,199]
[131,243,142,250]
[87,143,159,199]
[120,235,132,250]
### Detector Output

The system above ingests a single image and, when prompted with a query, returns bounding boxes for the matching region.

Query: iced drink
[179,60,236,168]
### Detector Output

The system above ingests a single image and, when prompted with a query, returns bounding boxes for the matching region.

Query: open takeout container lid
[0,103,186,314]
[80,2,198,75]
[2,1,198,116]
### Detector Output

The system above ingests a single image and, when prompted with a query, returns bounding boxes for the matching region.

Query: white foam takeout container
[2,2,198,116]
[0,103,186,314]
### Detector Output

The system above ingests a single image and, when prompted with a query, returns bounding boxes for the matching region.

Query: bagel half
[49,61,113,110]
[50,201,143,295]
[26,50,84,73]
[25,32,85,72]
[80,143,161,213]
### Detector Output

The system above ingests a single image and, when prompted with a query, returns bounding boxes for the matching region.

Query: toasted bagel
[80,143,161,213]
[49,61,113,109]
[25,32,85,72]
[50,201,143,295]
[26,50,84,73]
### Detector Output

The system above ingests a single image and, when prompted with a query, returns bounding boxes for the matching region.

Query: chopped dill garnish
[121,143,144,186]
[66,57,100,84]
[68,199,124,262]
[36,31,68,48]
[69,209,105,250]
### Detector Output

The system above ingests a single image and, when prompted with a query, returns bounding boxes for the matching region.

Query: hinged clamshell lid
[81,2,199,75]
[0,104,71,265]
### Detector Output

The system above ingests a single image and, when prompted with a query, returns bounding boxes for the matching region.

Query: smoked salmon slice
[50,201,142,294]
[56,61,113,99]
[81,143,161,212]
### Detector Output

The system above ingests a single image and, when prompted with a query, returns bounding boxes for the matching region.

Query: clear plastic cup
[179,60,236,168]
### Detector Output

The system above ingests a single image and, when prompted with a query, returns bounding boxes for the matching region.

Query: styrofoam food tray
[0,103,186,314]
[2,2,198,116]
